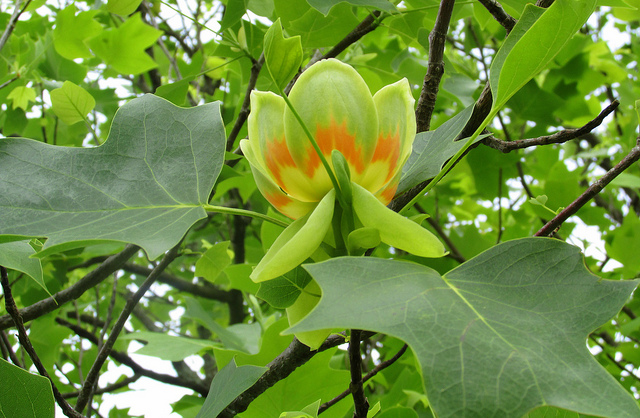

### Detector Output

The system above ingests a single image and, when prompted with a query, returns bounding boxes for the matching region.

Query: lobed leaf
[0,94,226,260]
[289,238,640,418]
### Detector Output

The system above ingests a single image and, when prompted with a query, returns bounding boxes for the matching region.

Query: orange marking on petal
[371,127,401,183]
[378,183,398,206]
[304,119,365,178]
[265,136,296,187]
[264,190,293,213]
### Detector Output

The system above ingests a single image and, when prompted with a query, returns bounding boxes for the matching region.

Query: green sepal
[351,182,446,258]
[347,227,381,256]
[263,18,303,89]
[251,189,336,283]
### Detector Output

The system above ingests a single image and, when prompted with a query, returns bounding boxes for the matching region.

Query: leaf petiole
[204,205,290,228]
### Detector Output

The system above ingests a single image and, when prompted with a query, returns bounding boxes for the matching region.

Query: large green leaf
[0,94,225,259]
[398,106,487,194]
[289,238,640,418]
[53,5,102,60]
[0,359,54,418]
[196,358,266,418]
[490,0,596,110]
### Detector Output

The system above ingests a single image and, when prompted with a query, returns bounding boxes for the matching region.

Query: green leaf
[183,297,260,354]
[196,358,266,418]
[50,81,95,125]
[87,13,161,75]
[305,0,395,16]
[610,172,640,188]
[195,241,232,284]
[0,94,226,260]
[119,332,217,361]
[7,86,36,111]
[289,238,640,418]
[0,359,54,418]
[154,76,195,106]
[53,5,102,60]
[0,241,47,295]
[107,0,144,16]
[256,266,312,309]
[263,18,303,89]
[398,105,488,194]
[490,0,597,110]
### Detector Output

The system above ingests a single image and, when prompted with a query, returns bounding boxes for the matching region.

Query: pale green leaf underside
[0,359,54,418]
[0,94,226,259]
[289,238,640,418]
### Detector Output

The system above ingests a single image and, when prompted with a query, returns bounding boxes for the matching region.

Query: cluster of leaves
[1,0,640,417]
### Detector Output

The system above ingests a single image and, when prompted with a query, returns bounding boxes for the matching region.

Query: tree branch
[55,318,209,395]
[226,54,264,152]
[349,330,369,417]
[483,100,619,153]
[62,374,141,399]
[535,139,640,237]
[476,0,516,33]
[219,334,364,417]
[319,344,408,414]
[75,243,183,413]
[0,244,140,331]
[1,266,84,418]
[415,0,455,133]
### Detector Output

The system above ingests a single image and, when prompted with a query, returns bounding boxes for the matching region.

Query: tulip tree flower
[241,59,445,347]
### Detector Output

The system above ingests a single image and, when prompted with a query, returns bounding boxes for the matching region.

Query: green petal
[251,189,336,282]
[284,59,378,188]
[351,182,445,258]
[241,150,316,219]
[248,91,319,202]
[358,78,416,196]
[286,279,331,350]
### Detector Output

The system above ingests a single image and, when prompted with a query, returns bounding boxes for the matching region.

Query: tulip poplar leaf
[264,19,303,89]
[0,359,54,418]
[0,241,48,295]
[107,0,144,16]
[196,358,266,418]
[490,0,597,110]
[288,238,640,418]
[87,13,161,75]
[53,6,102,60]
[398,105,487,194]
[0,94,226,260]
[50,81,96,125]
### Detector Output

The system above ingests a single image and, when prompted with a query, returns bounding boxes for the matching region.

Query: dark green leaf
[0,94,225,260]
[305,0,395,16]
[398,106,488,194]
[290,238,640,418]
[0,241,47,294]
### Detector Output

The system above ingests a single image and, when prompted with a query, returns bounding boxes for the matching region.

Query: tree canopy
[1,0,640,417]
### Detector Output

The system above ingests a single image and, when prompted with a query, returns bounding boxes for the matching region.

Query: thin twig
[484,100,620,153]
[0,329,22,367]
[415,0,455,132]
[55,318,208,394]
[62,374,141,399]
[74,242,183,413]
[1,266,84,418]
[226,54,264,152]
[476,0,516,33]
[535,139,640,237]
[0,245,140,331]
[318,344,408,414]
[0,0,32,53]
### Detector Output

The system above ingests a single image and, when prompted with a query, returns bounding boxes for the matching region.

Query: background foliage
[1,0,640,417]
